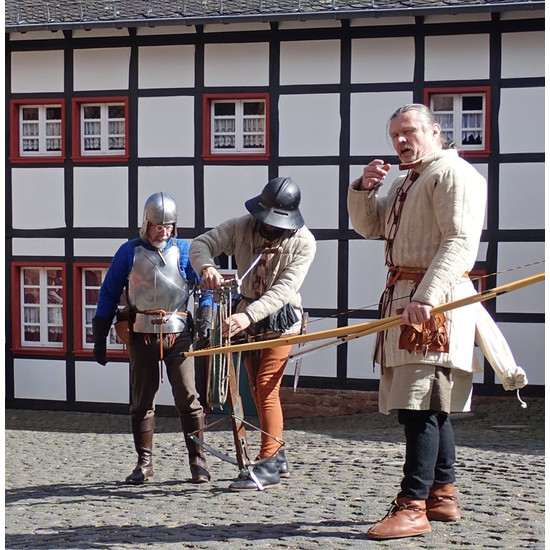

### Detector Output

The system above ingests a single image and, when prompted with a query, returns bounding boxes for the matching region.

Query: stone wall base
[280,387,537,419]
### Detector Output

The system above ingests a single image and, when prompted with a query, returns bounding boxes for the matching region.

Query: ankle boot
[426,483,461,521]
[125,417,155,484]
[366,498,431,540]
[229,457,281,491]
[276,449,290,478]
[181,414,211,483]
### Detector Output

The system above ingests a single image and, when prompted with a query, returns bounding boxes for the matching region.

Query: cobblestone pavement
[6,398,544,550]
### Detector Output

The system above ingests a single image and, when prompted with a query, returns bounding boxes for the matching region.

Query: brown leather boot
[125,417,155,484]
[366,498,431,540]
[181,414,211,483]
[426,483,461,521]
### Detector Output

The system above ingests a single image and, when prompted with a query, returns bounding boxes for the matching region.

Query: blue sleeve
[94,240,136,321]
[176,239,213,308]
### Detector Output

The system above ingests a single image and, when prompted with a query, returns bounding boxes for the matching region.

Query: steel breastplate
[128,244,190,334]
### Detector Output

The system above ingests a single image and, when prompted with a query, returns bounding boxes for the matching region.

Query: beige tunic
[348,149,487,413]
[189,215,316,331]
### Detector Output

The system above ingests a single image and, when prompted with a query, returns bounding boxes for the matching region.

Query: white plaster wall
[73,167,128,227]
[351,37,415,84]
[299,240,338,309]
[424,13,490,24]
[499,163,544,229]
[284,317,337,378]
[277,165,339,229]
[279,94,340,157]
[74,239,129,257]
[204,22,270,33]
[351,16,414,27]
[10,31,65,41]
[425,34,490,81]
[348,239,387,311]
[349,91,413,156]
[499,88,545,154]
[203,165,269,227]
[73,48,130,91]
[496,241,545,314]
[75,361,129,403]
[11,168,65,229]
[347,325,378,379]
[12,238,65,256]
[501,31,545,78]
[280,40,340,85]
[138,96,195,157]
[497,323,544,386]
[73,28,128,39]
[14,359,66,400]
[138,45,195,89]
[138,166,196,229]
[11,50,64,93]
[137,25,196,36]
[279,20,340,30]
[204,43,269,86]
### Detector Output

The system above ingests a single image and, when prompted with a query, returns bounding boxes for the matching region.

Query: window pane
[432,96,454,111]
[46,107,62,120]
[214,135,235,148]
[108,121,125,135]
[83,106,101,119]
[214,118,236,133]
[24,288,40,304]
[22,107,39,120]
[243,102,265,115]
[84,121,101,136]
[462,131,483,145]
[24,327,41,342]
[48,327,63,343]
[46,138,62,151]
[108,105,125,118]
[85,288,100,304]
[243,118,264,133]
[24,307,40,323]
[108,137,125,150]
[435,113,453,130]
[462,96,483,111]
[22,138,40,152]
[85,269,103,286]
[214,103,236,116]
[22,123,39,137]
[23,268,40,285]
[84,137,101,150]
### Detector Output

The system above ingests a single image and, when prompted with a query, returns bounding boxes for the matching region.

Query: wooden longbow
[184,272,544,358]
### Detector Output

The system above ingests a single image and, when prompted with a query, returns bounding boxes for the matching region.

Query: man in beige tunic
[348,104,487,540]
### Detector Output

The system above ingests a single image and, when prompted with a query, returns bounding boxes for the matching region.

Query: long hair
[388,103,457,150]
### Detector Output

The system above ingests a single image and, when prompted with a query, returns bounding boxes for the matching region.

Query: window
[10,99,65,163]
[203,93,270,161]
[73,263,128,356]
[72,97,129,161]
[424,88,490,157]
[11,264,67,353]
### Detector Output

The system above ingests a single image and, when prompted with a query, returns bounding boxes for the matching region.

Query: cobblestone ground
[5,398,544,549]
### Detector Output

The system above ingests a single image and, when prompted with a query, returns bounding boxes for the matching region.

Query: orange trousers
[244,343,292,458]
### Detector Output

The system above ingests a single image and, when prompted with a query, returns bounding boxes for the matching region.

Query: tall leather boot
[125,416,155,484]
[366,497,431,540]
[181,414,211,483]
[426,483,461,521]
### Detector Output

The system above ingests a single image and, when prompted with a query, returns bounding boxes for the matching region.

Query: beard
[149,235,170,249]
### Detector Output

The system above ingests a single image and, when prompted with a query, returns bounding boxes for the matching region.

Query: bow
[184,272,544,357]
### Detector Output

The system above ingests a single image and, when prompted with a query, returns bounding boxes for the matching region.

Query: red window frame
[73,262,129,359]
[423,87,491,158]
[9,98,66,164]
[202,93,270,161]
[11,262,68,355]
[71,96,129,162]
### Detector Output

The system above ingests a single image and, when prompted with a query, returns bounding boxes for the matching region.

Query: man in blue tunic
[92,192,212,485]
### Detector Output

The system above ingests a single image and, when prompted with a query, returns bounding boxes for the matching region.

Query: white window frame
[210,99,266,154]
[81,267,125,351]
[430,93,486,151]
[19,104,62,157]
[20,267,64,348]
[80,102,126,156]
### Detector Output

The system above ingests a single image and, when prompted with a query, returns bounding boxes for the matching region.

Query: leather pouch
[397,308,449,355]
[114,307,131,345]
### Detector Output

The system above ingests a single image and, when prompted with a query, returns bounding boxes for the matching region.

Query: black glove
[92,317,112,366]
[194,305,213,350]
